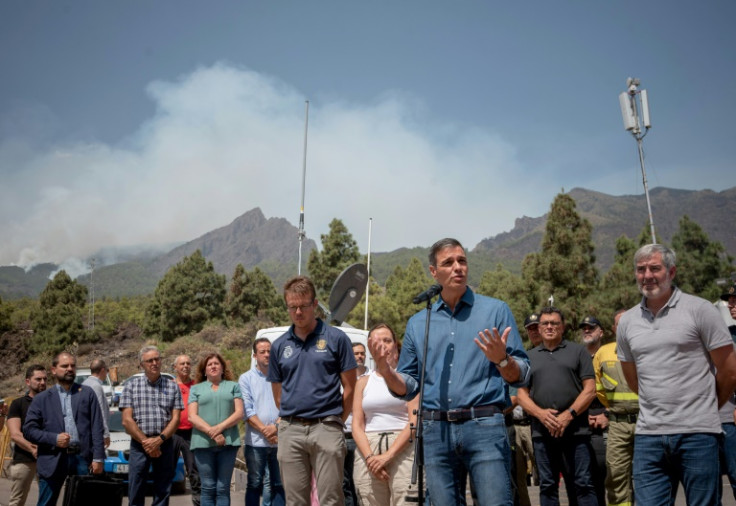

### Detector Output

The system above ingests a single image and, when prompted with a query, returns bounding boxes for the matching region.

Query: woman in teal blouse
[188,352,244,506]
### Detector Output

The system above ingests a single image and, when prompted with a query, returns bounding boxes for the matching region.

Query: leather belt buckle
[66,445,81,455]
[446,409,462,422]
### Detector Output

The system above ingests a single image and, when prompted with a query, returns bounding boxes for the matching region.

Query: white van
[252,326,374,371]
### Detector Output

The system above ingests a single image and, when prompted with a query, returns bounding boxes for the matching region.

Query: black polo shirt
[528,339,595,437]
[7,393,35,463]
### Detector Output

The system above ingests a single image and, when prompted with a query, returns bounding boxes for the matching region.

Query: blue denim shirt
[395,287,529,411]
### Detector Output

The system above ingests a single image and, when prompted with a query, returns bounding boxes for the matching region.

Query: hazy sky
[1,1,734,273]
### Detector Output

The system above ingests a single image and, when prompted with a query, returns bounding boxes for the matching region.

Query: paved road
[2,472,736,505]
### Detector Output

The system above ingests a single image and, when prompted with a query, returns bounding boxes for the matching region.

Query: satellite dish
[328,263,368,325]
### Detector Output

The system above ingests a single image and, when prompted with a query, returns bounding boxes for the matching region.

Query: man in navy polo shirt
[268,276,357,506]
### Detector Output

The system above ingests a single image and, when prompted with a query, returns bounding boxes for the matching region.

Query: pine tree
[144,250,226,341]
[31,270,90,353]
[0,295,14,333]
[477,265,532,342]
[522,193,598,331]
[671,215,733,300]
[589,235,641,328]
[307,218,361,298]
[226,265,287,325]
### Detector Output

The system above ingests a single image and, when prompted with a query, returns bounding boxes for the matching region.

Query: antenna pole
[298,100,309,274]
[88,257,95,331]
[364,218,372,330]
[636,135,656,244]
[620,78,656,243]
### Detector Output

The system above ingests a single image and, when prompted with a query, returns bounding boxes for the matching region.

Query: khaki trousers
[9,461,36,506]
[514,424,534,506]
[277,419,346,506]
[353,431,415,506]
[605,419,636,506]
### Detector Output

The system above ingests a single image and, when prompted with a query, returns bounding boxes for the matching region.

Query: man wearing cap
[525,313,542,348]
[593,309,638,506]
[617,244,736,505]
[517,306,597,505]
[579,315,607,506]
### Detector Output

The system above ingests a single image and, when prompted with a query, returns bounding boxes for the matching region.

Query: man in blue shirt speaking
[370,237,530,505]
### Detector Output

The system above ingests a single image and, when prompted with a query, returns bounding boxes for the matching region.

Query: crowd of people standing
[3,240,736,506]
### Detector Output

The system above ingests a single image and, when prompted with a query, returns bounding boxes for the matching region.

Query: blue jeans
[194,445,239,506]
[533,434,597,506]
[634,433,720,506]
[128,438,176,506]
[721,424,736,501]
[422,414,511,506]
[37,454,90,506]
[244,445,284,506]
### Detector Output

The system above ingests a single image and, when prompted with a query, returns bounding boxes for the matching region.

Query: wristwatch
[159,433,166,442]
[568,408,578,418]
[496,354,510,368]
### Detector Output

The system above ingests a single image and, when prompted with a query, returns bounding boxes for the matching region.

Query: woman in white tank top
[352,323,419,506]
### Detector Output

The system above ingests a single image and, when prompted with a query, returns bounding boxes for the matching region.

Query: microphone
[413,284,443,304]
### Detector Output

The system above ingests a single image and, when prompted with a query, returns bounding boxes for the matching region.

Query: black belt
[65,445,81,455]
[284,415,343,426]
[422,404,503,422]
[609,412,638,423]
[514,419,532,426]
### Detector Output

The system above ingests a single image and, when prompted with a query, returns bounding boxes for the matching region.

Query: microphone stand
[409,296,433,505]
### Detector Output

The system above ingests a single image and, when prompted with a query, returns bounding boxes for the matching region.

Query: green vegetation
[522,193,599,328]
[307,218,361,299]
[226,265,287,326]
[0,295,13,332]
[1,193,732,363]
[144,250,227,341]
[30,270,92,354]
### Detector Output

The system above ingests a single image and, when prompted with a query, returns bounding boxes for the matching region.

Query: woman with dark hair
[352,324,418,505]
[188,352,244,506]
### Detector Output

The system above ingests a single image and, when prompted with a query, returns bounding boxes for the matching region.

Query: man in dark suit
[24,352,105,506]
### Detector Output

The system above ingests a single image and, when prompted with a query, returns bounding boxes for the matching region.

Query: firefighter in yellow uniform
[593,310,638,506]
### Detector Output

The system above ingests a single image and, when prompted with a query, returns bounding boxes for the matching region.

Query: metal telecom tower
[619,77,656,243]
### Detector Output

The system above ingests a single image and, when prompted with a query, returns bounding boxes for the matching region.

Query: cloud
[0,62,532,269]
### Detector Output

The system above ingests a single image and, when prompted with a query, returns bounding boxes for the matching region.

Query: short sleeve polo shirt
[268,319,357,418]
[528,339,594,437]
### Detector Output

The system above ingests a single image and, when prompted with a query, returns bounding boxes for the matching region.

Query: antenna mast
[619,77,656,243]
[364,218,372,330]
[297,100,310,274]
[88,257,95,331]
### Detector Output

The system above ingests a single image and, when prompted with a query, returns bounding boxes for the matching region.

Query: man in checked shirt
[121,345,184,506]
